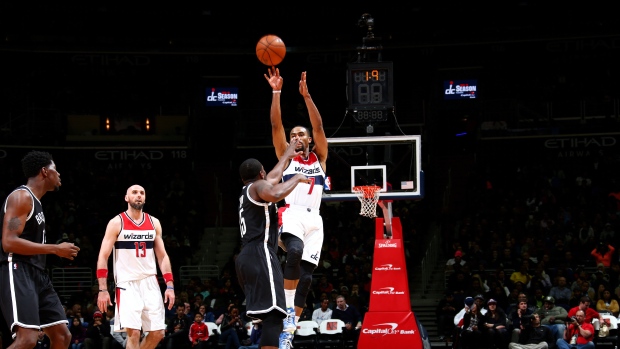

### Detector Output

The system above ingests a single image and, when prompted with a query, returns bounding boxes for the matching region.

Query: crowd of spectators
[438,154,620,348]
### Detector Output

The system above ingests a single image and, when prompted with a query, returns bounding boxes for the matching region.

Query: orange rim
[352,185,381,199]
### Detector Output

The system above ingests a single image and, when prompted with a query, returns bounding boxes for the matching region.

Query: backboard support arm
[377,200,392,238]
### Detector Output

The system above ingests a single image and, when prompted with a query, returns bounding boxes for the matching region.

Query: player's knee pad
[260,311,284,347]
[295,261,316,307]
[282,234,303,280]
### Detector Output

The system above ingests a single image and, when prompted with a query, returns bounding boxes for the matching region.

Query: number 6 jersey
[113,212,157,283]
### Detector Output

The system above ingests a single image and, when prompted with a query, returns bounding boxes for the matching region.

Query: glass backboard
[323,135,423,201]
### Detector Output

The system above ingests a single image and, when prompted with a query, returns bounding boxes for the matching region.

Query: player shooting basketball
[264,67,329,349]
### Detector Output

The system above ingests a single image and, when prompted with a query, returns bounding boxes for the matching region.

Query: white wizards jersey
[113,212,157,284]
[281,152,327,209]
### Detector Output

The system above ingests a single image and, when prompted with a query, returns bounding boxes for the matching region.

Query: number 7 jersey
[281,152,327,209]
[113,212,157,283]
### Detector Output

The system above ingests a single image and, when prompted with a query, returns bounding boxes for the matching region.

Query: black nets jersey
[0,185,47,270]
[238,183,278,250]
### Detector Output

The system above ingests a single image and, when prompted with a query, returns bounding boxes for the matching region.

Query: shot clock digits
[346,61,393,112]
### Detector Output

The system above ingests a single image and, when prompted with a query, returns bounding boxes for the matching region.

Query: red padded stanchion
[357,217,424,349]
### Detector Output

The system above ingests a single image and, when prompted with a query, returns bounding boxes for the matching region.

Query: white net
[353,186,381,218]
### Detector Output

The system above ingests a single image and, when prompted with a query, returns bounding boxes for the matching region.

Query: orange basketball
[256,35,286,66]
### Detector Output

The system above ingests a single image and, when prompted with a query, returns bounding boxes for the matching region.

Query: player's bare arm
[96,215,121,311]
[265,139,303,185]
[299,71,328,169]
[253,174,310,204]
[2,190,79,259]
[265,66,289,159]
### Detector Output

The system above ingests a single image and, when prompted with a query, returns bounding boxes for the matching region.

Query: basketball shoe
[279,331,294,349]
[283,307,296,333]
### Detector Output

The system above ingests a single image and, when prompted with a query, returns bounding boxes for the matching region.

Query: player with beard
[96,184,176,349]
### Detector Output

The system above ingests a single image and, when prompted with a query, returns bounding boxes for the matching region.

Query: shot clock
[346,61,393,119]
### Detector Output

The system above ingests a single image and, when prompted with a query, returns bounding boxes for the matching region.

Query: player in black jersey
[236,140,309,349]
[0,150,80,349]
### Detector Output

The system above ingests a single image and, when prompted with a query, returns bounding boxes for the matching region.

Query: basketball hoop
[352,185,381,218]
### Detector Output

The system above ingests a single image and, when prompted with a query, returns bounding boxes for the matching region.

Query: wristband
[167,286,174,290]
[99,289,108,293]
[272,90,281,94]
[163,273,174,284]
[96,269,108,279]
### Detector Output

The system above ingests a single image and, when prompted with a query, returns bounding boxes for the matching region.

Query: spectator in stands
[591,264,611,288]
[435,292,458,341]
[70,316,87,349]
[446,250,466,271]
[188,312,209,349]
[312,298,333,326]
[317,275,334,294]
[508,299,534,343]
[567,296,601,325]
[481,298,508,349]
[468,275,488,297]
[507,292,536,316]
[216,304,246,349]
[568,287,584,309]
[579,280,596,301]
[538,296,567,341]
[69,303,87,326]
[35,330,50,349]
[591,241,615,268]
[508,313,554,349]
[595,289,619,317]
[455,296,488,329]
[191,294,204,315]
[549,277,572,308]
[347,283,368,315]
[486,283,510,313]
[184,302,195,321]
[500,247,517,270]
[487,249,503,269]
[331,295,362,347]
[531,288,547,311]
[460,300,484,349]
[84,311,111,349]
[492,269,511,295]
[556,309,594,349]
[197,305,215,323]
[510,262,533,290]
[599,223,615,243]
[165,303,191,349]
[530,265,553,295]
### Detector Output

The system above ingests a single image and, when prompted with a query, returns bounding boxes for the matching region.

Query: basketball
[256,35,286,66]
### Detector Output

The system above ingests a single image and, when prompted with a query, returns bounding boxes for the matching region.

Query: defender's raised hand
[284,139,303,159]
